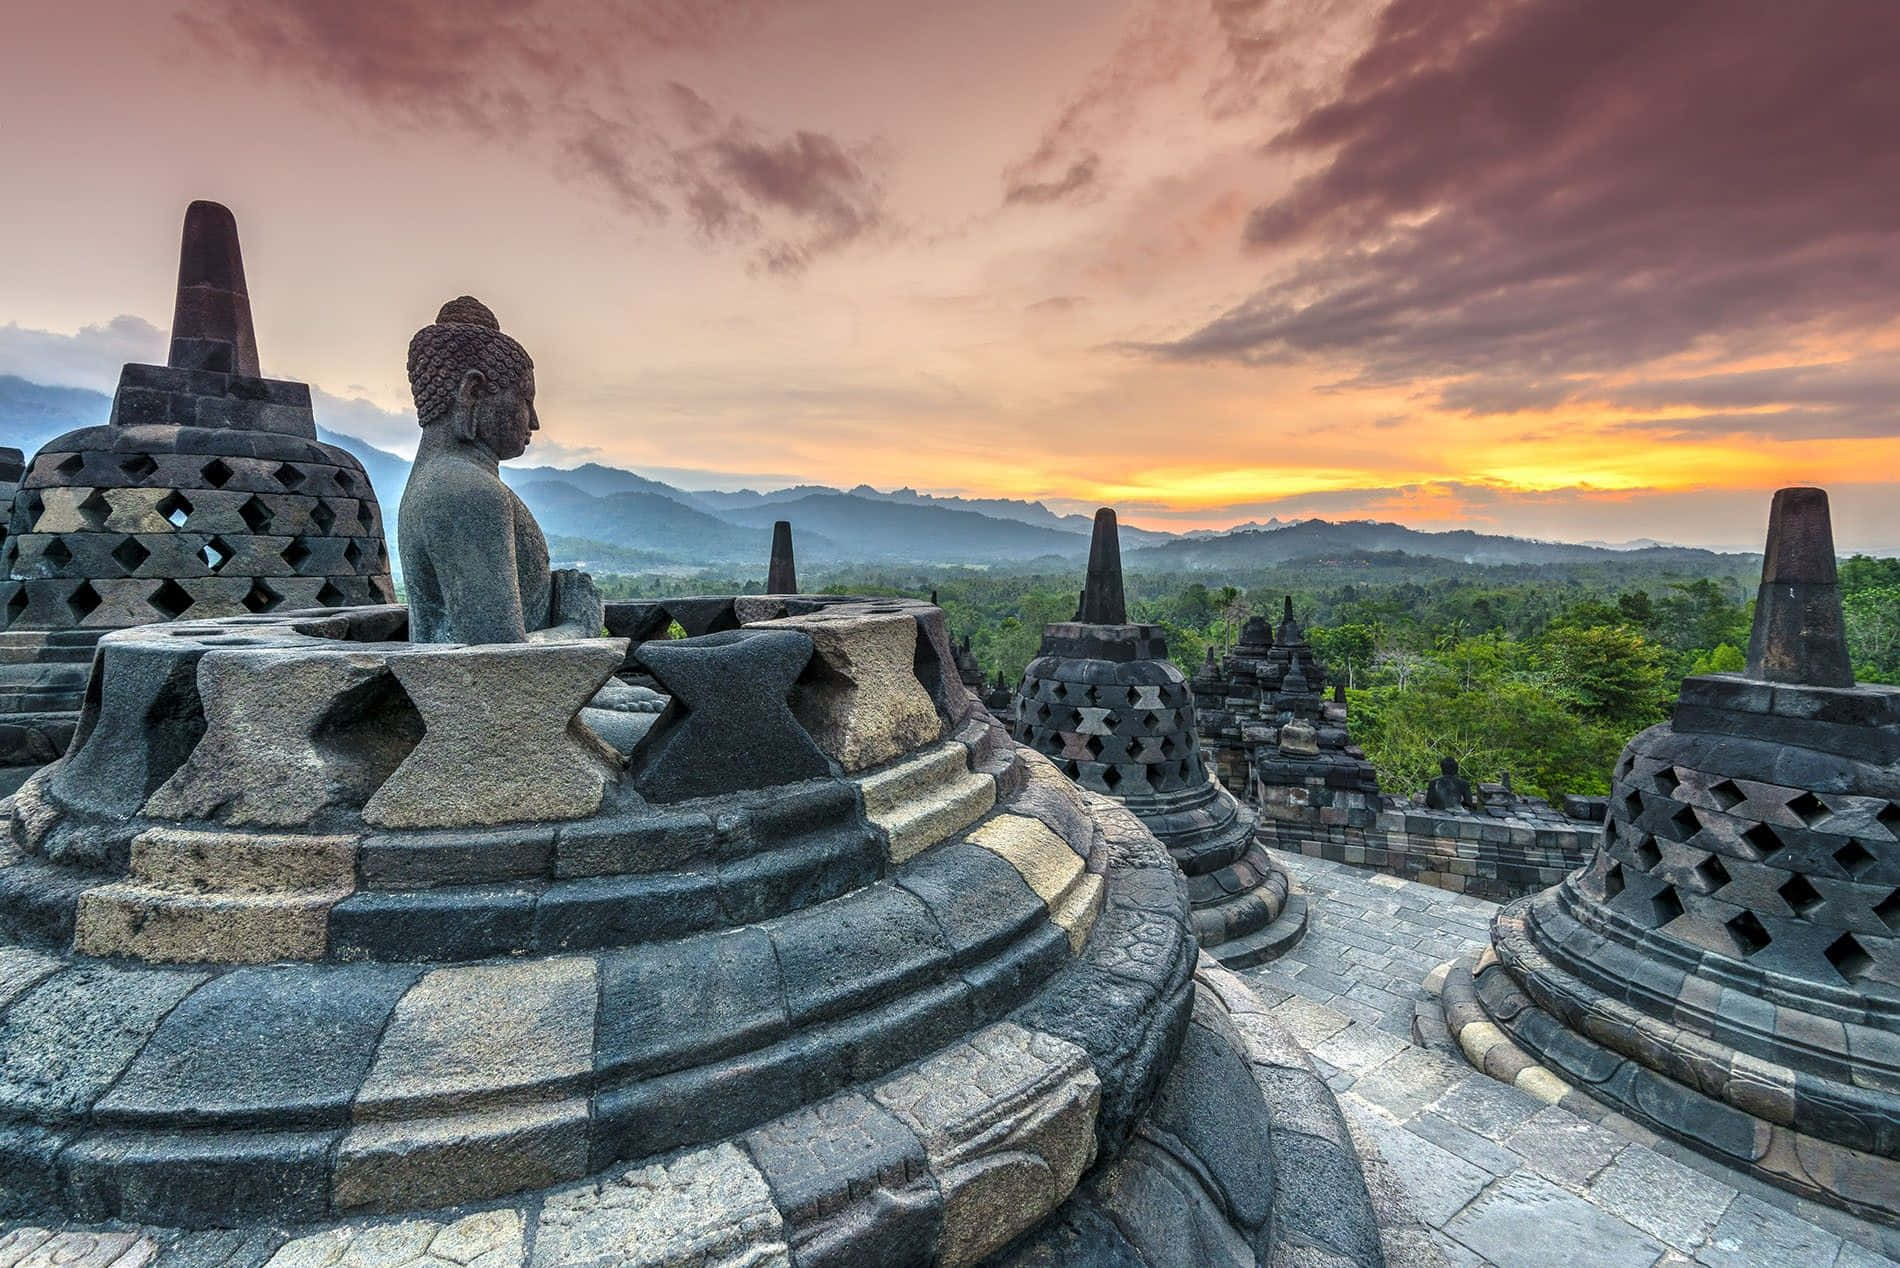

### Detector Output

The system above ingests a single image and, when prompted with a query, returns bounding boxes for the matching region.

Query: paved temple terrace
[1240,853,1900,1268]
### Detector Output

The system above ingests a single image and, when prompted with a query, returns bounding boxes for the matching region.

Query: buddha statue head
[406,296,538,461]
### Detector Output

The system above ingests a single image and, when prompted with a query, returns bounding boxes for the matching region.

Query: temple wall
[1252,770,1602,901]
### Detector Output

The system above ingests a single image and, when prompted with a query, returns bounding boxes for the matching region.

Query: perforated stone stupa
[1438,487,1900,1225]
[1010,509,1306,968]
[0,202,393,789]
[0,320,1384,1266]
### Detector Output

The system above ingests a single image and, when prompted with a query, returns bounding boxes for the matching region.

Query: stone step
[1200,893,1308,969]
[127,827,356,893]
[856,740,997,864]
[74,881,351,963]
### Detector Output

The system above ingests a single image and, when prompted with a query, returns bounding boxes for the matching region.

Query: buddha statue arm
[527,568,605,642]
[428,483,531,644]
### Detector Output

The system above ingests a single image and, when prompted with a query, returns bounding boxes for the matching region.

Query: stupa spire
[1745,487,1853,687]
[1079,507,1126,624]
[767,520,798,594]
[167,200,260,377]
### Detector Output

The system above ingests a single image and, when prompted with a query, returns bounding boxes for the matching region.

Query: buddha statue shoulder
[398,297,603,644]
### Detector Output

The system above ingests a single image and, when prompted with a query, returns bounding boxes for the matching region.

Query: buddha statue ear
[450,368,487,445]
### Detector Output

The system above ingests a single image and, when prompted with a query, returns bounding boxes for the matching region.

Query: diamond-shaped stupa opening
[1778,873,1823,917]
[1826,932,1872,983]
[200,458,234,488]
[1726,909,1771,956]
[1650,885,1684,927]
[1693,853,1731,894]
[111,537,151,575]
[1835,839,1875,879]
[1740,822,1781,859]
[200,536,233,573]
[65,580,101,622]
[1785,791,1828,828]
[241,579,283,614]
[1874,889,1900,935]
[156,490,193,529]
[1631,834,1662,872]
[149,578,193,620]
[238,495,272,535]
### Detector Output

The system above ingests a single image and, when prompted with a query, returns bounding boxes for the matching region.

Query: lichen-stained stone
[742,1092,941,1267]
[363,642,624,829]
[262,1210,524,1268]
[1007,752,1096,859]
[757,608,942,772]
[73,884,347,963]
[629,630,829,804]
[532,1142,790,1268]
[0,966,208,1119]
[338,957,598,1212]
[125,827,357,893]
[0,1229,157,1268]
[354,957,599,1116]
[854,739,995,864]
[871,1022,1100,1267]
[335,1101,591,1215]
[144,649,412,826]
[967,815,1103,953]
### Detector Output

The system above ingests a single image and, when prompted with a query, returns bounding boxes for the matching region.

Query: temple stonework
[1436,488,1900,1225]
[0,202,393,791]
[0,257,1386,1268]
[1198,596,1601,901]
[1010,510,1307,966]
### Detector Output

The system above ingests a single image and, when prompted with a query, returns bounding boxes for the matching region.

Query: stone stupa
[1009,509,1307,967]
[0,292,1383,1267]
[1438,487,1900,1225]
[0,202,393,791]
[766,518,798,594]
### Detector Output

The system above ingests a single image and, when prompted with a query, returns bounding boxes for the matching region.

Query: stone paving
[1240,853,1900,1268]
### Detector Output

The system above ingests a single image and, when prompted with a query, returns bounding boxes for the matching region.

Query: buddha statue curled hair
[406,296,534,435]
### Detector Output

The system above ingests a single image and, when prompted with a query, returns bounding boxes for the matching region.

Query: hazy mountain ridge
[0,372,1752,572]
[1128,518,1745,569]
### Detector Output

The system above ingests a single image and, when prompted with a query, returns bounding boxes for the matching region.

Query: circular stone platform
[0,595,1381,1267]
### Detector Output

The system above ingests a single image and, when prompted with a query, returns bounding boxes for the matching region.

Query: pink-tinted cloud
[1155,0,1900,417]
[183,0,885,272]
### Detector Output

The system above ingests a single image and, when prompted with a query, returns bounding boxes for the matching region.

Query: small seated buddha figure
[399,297,603,644]
[1424,754,1478,813]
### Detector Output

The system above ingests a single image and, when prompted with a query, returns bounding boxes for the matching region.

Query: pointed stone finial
[168,201,260,377]
[767,520,798,594]
[1080,507,1127,624]
[1745,487,1853,687]
[930,590,939,606]
[1283,595,1294,622]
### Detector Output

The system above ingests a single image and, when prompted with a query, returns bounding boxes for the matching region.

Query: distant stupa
[767,519,798,594]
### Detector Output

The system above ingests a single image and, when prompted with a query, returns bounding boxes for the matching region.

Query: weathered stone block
[871,1023,1099,1267]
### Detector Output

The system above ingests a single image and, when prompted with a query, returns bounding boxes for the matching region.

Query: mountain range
[0,373,1747,574]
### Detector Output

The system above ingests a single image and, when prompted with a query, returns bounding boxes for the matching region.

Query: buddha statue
[1424,754,1477,812]
[399,297,603,644]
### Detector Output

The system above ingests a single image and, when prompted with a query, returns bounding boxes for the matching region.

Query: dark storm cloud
[183,0,884,272]
[1154,0,1900,398]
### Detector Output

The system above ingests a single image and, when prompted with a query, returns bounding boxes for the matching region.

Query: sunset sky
[2,0,1897,549]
